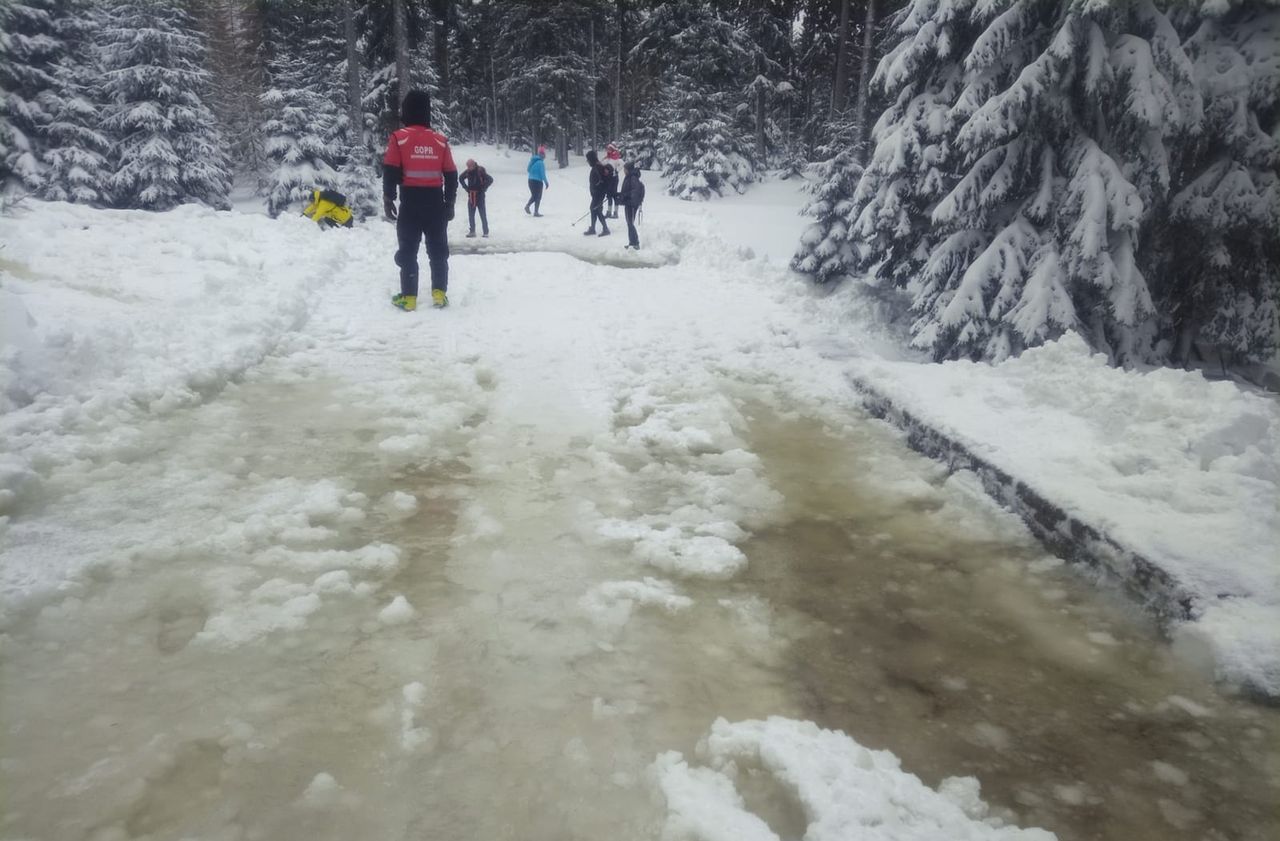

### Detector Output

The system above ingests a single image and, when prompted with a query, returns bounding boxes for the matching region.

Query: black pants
[395,189,449,296]
[589,198,609,232]
[625,205,639,247]
[467,191,488,235]
[606,192,617,215]
[525,179,543,213]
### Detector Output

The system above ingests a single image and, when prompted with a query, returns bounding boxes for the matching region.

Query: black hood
[586,150,599,165]
[400,90,431,127]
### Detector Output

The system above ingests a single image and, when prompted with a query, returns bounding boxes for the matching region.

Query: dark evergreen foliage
[42,1,110,204]
[0,0,64,193]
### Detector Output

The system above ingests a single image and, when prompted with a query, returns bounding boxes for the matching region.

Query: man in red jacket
[383,90,458,311]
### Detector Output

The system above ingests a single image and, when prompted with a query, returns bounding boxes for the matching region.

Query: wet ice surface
[2,251,1278,841]
[451,240,679,269]
[733,408,1280,840]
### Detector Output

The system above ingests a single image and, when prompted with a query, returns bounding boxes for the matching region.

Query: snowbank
[848,333,1280,698]
[653,717,1055,840]
[0,201,350,517]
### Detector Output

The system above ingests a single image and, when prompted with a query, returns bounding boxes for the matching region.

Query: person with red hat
[383,89,458,311]
[604,142,622,219]
[525,145,549,216]
[459,158,494,238]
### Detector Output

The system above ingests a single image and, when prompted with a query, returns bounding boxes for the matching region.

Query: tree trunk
[853,0,876,162]
[342,0,363,148]
[754,1,769,161]
[755,56,766,161]
[756,80,767,160]
[589,16,598,151]
[393,0,409,111]
[491,53,500,146]
[830,0,851,119]
[430,0,451,114]
[614,0,624,141]
[784,44,794,155]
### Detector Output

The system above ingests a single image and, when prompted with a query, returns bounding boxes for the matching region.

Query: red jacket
[383,126,458,202]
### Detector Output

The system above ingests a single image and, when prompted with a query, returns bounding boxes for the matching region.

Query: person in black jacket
[459,159,494,238]
[619,162,645,250]
[604,162,620,218]
[583,150,610,237]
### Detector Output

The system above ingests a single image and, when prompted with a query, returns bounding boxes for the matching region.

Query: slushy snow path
[2,150,1277,840]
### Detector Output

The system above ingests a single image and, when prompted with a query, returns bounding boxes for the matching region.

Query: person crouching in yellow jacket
[302,189,354,228]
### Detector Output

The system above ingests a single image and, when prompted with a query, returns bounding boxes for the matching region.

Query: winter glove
[445,204,455,222]
[384,198,398,221]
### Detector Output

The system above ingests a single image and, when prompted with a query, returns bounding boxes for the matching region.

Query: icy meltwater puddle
[451,239,677,269]
[2,256,1277,841]
[731,407,1280,840]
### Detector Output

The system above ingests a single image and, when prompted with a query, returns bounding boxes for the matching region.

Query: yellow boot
[431,289,448,309]
[392,294,416,311]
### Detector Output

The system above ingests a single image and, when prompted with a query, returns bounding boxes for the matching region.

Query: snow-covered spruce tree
[0,0,64,195]
[99,1,231,210]
[790,146,863,282]
[813,0,1206,363]
[260,84,341,217]
[928,0,1202,363]
[796,0,972,292]
[621,123,661,170]
[631,2,757,200]
[41,2,111,204]
[260,4,343,217]
[1150,3,1280,364]
[334,142,380,220]
[660,92,757,200]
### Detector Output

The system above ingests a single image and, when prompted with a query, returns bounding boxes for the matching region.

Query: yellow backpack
[302,189,354,228]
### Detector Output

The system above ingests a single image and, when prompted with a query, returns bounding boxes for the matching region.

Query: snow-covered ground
[1,147,1277,839]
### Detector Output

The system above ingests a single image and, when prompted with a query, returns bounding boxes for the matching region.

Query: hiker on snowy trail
[525,145,548,216]
[604,142,622,218]
[460,159,493,239]
[583,150,610,238]
[383,89,458,311]
[619,162,645,251]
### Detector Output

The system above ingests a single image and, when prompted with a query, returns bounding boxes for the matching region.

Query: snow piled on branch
[797,0,1280,365]
[849,332,1280,696]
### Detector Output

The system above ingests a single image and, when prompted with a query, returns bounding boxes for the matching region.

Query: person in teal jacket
[525,145,548,216]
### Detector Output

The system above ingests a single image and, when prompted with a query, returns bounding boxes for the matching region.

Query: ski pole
[570,209,591,226]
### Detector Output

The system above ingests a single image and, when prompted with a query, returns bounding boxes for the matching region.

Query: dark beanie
[401,90,431,127]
